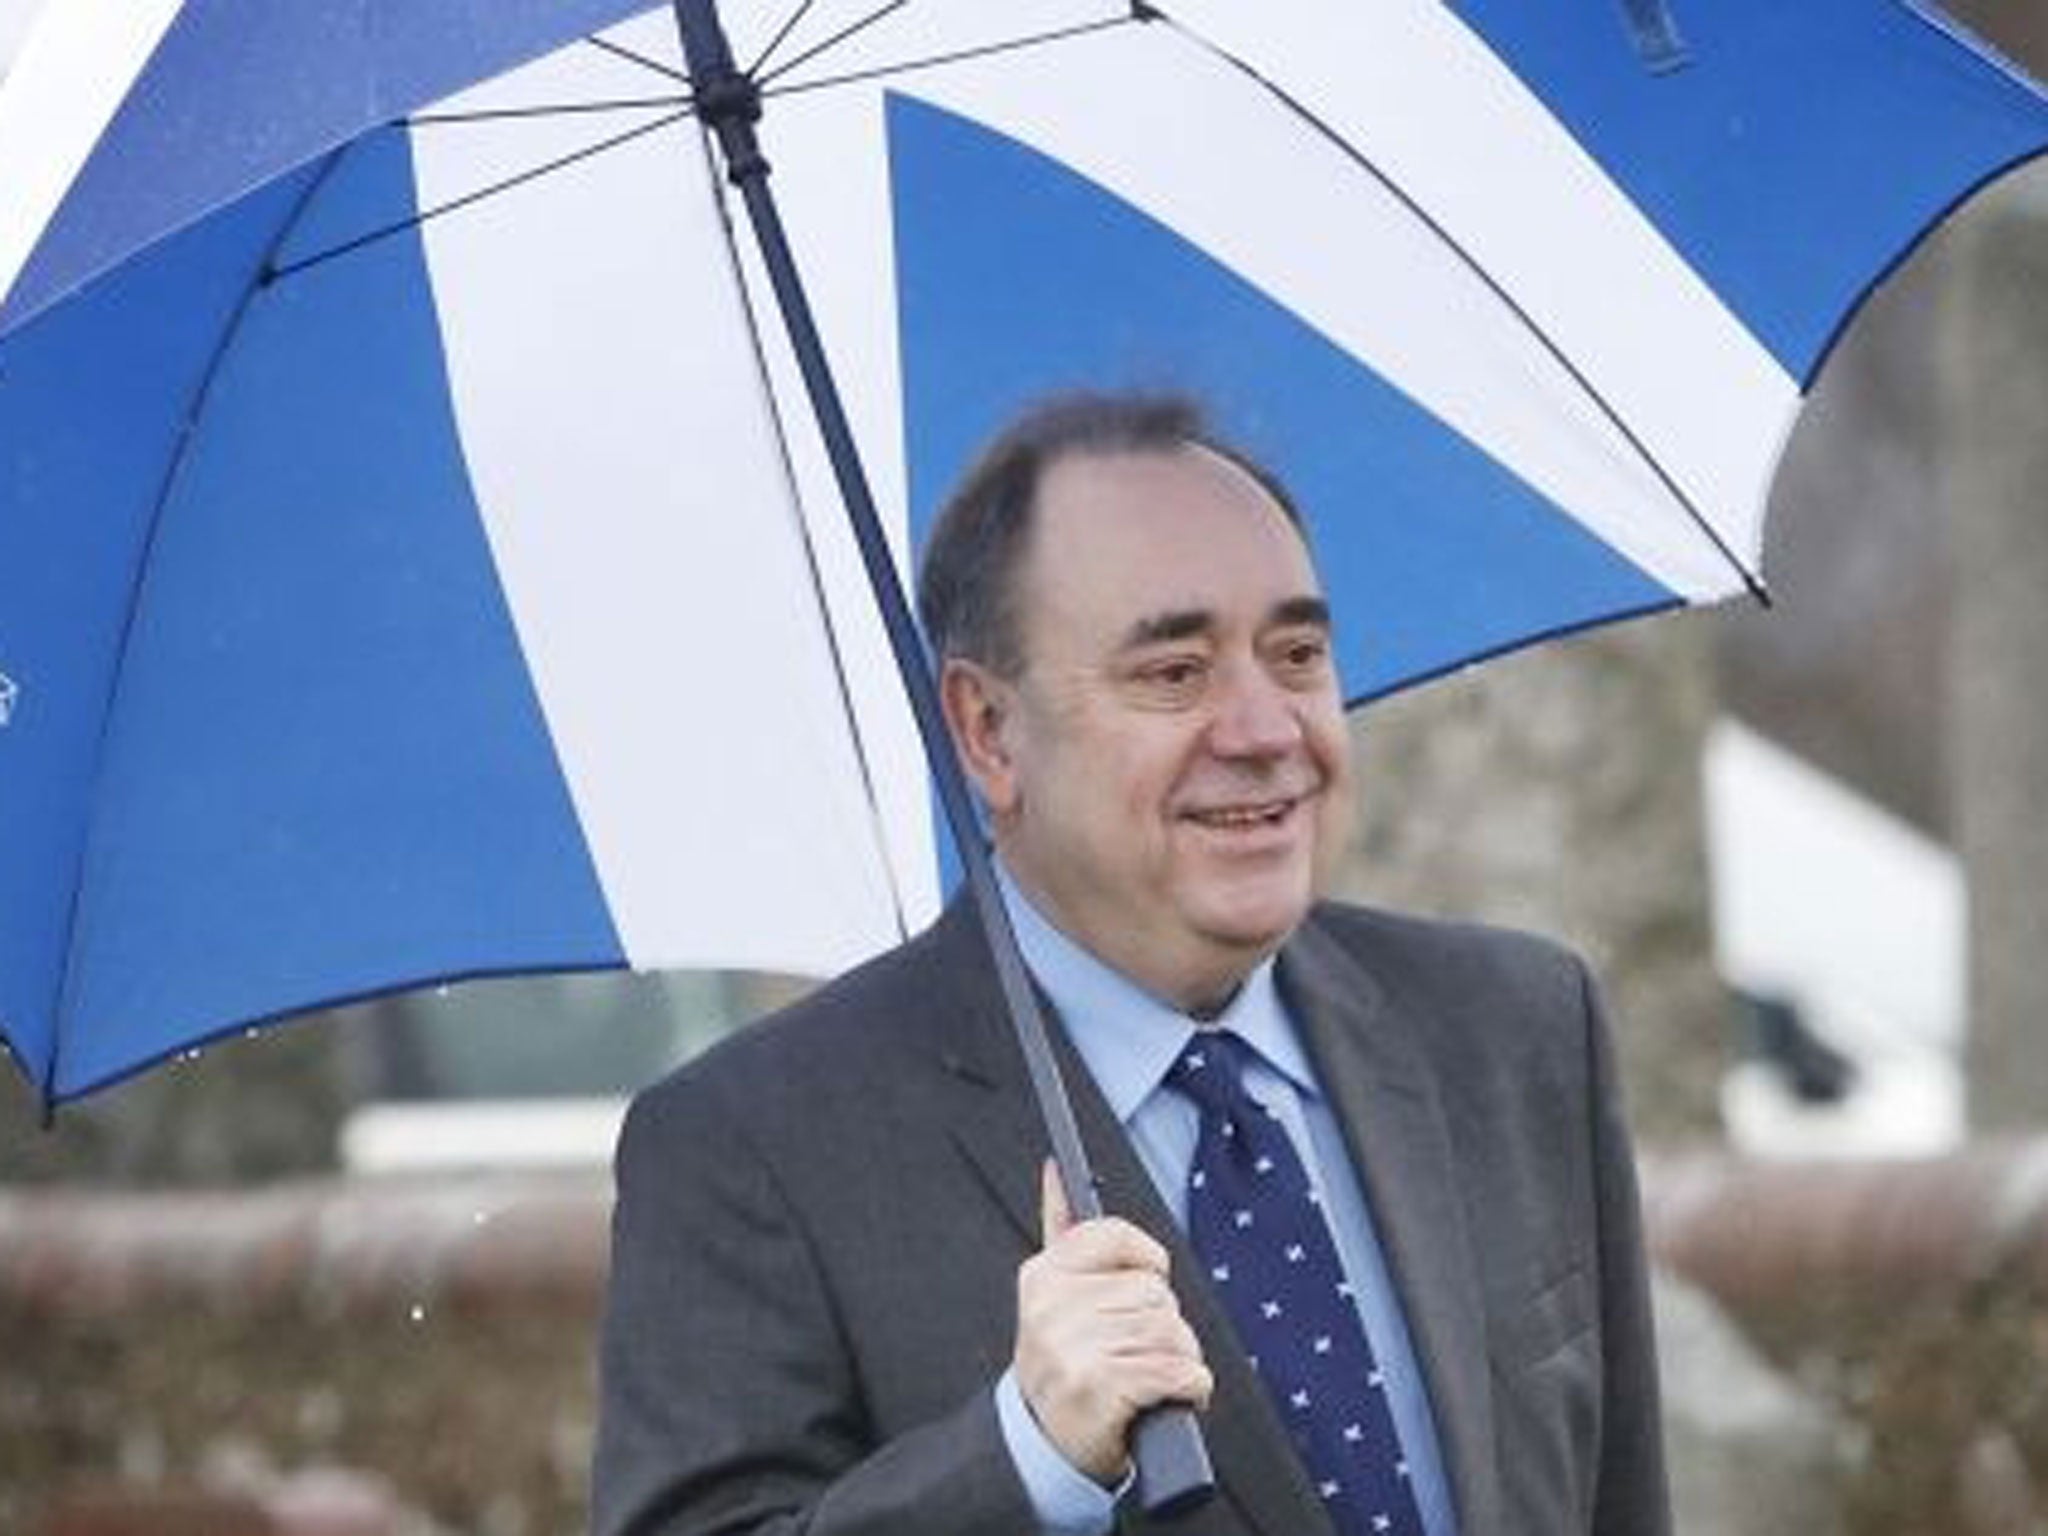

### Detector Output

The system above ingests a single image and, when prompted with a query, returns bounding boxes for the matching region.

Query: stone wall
[1,1177,608,1536]
[1650,1147,2048,1534]
[5,1151,2048,1534]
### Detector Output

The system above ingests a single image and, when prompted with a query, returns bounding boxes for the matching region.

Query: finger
[1096,1348,1216,1423]
[1013,1320,1213,1480]
[1018,1282,1203,1391]
[1120,1351,1216,1413]
[1090,1270,1184,1321]
[1018,1267,1181,1339]
[1041,1215,1172,1278]
[1040,1158,1073,1248]
[1103,1297,1208,1362]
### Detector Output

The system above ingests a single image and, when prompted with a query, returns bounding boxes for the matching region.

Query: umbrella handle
[1132,1403,1217,1515]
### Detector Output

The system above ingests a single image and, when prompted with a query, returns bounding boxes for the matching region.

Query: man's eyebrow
[1119,596,1332,650]
[1120,608,1215,650]
[1270,595,1332,631]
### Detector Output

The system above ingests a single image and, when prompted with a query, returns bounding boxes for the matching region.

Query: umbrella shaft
[669,0,1096,1224]
[670,1,1214,1512]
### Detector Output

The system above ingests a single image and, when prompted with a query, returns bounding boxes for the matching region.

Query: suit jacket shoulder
[593,904,1050,1536]
[638,901,999,1112]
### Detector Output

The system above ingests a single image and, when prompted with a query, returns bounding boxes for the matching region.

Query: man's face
[955,445,1353,1011]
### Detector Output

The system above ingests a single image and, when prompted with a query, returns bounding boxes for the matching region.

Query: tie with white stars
[1167,1030,1425,1536]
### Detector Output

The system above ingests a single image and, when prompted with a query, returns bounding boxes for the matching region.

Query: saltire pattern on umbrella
[2,0,2045,1104]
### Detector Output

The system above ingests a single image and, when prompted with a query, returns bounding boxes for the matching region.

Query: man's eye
[1140,658,1206,690]
[1276,635,1330,670]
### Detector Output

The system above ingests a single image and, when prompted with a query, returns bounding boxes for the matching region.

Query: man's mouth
[1185,796,1302,830]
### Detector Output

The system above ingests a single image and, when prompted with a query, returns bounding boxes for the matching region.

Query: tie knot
[1167,1029,1261,1119]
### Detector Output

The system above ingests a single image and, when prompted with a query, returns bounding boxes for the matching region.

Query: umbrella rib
[408,95,691,127]
[1153,8,1770,606]
[688,119,914,944]
[266,12,1145,287]
[758,15,1140,101]
[267,110,693,286]
[585,34,691,85]
[44,149,354,1108]
[754,0,914,90]
[749,0,822,79]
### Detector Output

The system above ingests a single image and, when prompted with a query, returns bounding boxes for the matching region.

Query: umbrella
[9,0,2044,1101]
[7,0,2048,1506]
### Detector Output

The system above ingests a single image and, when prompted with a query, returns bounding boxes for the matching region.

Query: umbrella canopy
[4,0,2047,1106]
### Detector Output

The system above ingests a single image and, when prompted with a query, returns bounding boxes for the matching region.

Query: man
[592,393,1669,1536]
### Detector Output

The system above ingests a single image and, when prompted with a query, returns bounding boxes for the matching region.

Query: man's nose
[1207,662,1302,758]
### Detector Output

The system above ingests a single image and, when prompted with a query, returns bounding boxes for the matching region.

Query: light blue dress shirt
[991,871,1458,1536]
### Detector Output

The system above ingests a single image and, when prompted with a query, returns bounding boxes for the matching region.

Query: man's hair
[915,390,1305,678]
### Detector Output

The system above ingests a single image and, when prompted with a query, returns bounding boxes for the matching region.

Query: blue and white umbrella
[4,0,2047,1107]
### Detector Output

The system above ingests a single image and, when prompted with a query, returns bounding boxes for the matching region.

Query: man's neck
[992,860,1266,1017]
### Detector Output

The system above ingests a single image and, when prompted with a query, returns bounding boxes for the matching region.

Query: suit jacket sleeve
[589,1070,1042,1536]
[1581,956,1671,1536]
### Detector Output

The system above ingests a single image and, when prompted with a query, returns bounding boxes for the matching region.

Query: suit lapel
[928,901,1338,1536]
[923,901,1047,1246]
[1278,915,1500,1536]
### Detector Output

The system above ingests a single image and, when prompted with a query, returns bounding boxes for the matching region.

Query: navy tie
[1168,1030,1425,1536]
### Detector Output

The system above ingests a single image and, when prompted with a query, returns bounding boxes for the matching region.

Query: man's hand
[1013,1160,1214,1485]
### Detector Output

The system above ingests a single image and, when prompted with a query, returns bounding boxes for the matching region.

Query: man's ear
[939,657,1020,816]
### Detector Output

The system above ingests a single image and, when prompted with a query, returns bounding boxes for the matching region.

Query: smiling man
[937,441,1351,1020]
[592,393,1670,1536]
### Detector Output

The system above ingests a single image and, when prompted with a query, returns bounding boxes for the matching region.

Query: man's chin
[1188,889,1315,962]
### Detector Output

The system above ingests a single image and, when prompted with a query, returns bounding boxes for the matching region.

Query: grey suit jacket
[591,898,1669,1536]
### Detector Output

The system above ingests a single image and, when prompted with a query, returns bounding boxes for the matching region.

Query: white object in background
[1704,718,1965,1157]
[341,1099,628,1174]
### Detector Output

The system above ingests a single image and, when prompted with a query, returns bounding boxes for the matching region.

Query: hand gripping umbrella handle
[672,0,1215,1514]
[1053,1166,1215,1515]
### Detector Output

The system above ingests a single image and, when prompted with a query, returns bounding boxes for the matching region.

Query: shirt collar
[994,863,1316,1124]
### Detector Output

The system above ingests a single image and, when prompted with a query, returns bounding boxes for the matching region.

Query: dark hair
[915,391,1304,677]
